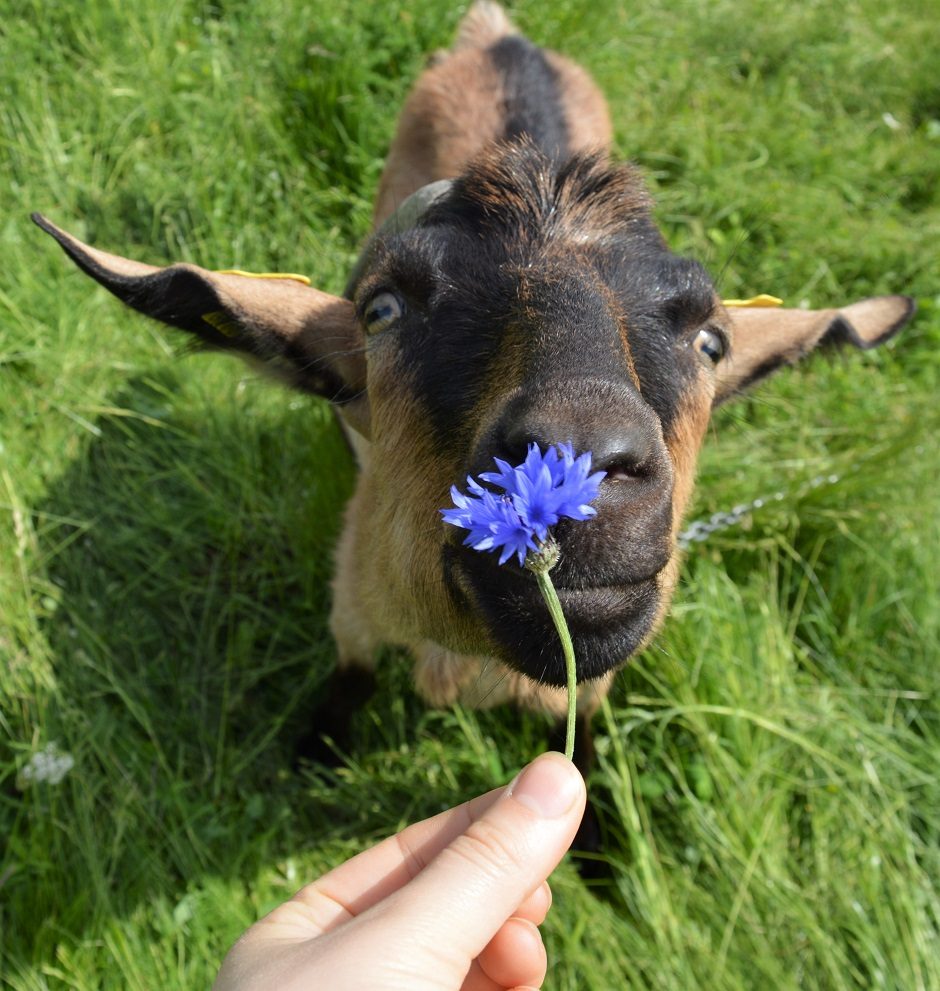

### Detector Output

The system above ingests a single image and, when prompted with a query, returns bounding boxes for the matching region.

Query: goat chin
[438,530,671,687]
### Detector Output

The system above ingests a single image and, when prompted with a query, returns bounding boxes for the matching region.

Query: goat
[33,2,913,779]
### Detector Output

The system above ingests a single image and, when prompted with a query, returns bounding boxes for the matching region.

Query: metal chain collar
[677,471,842,550]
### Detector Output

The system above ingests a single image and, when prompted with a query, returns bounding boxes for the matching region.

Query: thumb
[386,751,586,970]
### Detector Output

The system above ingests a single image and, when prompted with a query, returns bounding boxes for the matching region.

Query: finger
[461,959,504,991]
[514,882,551,926]
[268,783,507,938]
[477,918,546,990]
[382,752,585,970]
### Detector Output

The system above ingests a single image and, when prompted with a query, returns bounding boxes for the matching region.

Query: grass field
[2,0,939,987]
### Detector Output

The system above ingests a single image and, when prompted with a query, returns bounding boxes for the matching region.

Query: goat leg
[294,666,377,767]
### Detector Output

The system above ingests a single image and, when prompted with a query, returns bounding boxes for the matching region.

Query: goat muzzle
[445,378,676,683]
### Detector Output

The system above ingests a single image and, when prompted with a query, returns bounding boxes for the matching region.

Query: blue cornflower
[440,442,604,760]
[440,443,605,567]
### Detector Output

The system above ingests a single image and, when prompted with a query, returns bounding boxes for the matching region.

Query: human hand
[214,751,586,991]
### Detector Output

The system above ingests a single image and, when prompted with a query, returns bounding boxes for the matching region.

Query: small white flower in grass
[18,743,74,787]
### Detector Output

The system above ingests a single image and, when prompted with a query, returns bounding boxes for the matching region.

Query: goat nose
[498,414,655,480]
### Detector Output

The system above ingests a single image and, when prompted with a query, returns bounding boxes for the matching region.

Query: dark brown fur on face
[34,1,914,749]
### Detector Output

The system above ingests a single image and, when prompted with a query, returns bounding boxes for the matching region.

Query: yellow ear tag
[215,269,311,286]
[202,310,241,337]
[721,294,784,308]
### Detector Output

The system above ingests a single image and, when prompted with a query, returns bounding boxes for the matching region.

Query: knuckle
[446,815,531,878]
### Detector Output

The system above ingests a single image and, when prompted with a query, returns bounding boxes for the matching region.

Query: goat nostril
[591,430,654,481]
[602,462,645,482]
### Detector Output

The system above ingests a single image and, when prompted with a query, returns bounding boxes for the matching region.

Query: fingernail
[508,753,583,818]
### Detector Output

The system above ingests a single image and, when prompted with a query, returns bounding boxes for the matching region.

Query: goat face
[354,143,719,687]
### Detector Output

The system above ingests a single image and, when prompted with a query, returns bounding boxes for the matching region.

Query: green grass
[2,0,939,987]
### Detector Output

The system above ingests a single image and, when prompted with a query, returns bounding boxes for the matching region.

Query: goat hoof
[293,729,345,769]
[292,666,377,770]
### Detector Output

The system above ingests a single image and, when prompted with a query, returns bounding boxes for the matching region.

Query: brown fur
[453,145,652,247]
[452,0,516,51]
[544,50,613,157]
[412,640,614,721]
[374,50,508,226]
[664,382,715,536]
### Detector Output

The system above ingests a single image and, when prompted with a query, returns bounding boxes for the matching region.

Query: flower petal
[439,442,603,567]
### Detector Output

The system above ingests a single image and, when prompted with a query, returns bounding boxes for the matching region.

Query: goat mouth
[443,544,664,686]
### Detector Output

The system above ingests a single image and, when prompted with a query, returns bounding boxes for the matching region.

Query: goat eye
[693,327,727,364]
[364,292,403,334]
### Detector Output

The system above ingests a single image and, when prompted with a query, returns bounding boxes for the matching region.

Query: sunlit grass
[2,0,938,988]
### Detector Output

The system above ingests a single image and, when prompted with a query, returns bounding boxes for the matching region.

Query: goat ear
[714,295,915,404]
[33,213,368,430]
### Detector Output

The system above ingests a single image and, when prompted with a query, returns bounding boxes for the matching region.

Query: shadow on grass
[7,371,399,932]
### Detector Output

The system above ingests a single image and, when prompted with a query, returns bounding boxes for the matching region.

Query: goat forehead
[359,144,716,320]
[361,154,720,444]
[433,142,655,240]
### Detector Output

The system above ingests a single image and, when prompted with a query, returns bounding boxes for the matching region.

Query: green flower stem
[534,568,577,761]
